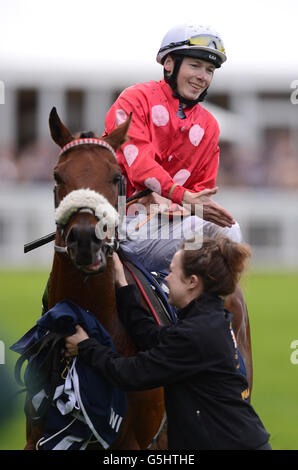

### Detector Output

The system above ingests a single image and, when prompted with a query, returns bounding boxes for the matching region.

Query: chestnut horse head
[49,107,130,274]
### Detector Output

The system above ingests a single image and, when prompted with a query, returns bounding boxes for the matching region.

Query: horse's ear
[49,107,74,148]
[104,113,132,151]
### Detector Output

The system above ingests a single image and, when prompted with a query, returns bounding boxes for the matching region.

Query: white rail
[0,184,298,269]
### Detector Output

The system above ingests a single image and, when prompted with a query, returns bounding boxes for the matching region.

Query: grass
[0,270,49,450]
[243,272,298,450]
[0,269,297,450]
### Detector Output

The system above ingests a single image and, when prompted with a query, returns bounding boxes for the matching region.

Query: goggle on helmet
[156,24,227,68]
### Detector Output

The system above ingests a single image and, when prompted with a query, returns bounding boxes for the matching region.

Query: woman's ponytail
[181,236,251,296]
[217,236,251,278]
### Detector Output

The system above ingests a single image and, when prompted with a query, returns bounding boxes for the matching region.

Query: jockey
[104,23,242,272]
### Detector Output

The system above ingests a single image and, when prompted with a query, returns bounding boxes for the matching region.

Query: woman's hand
[113,253,128,287]
[65,325,89,357]
[182,187,235,228]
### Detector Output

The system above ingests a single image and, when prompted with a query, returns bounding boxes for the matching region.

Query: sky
[0,0,298,75]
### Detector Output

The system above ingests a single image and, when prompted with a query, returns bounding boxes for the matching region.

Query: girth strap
[120,259,173,327]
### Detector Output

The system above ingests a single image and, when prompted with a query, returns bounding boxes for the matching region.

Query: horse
[23,106,253,450]
[23,107,167,450]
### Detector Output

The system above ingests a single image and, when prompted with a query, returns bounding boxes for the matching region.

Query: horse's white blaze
[55,189,119,240]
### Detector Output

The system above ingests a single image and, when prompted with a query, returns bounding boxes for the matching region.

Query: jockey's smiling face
[164,56,215,101]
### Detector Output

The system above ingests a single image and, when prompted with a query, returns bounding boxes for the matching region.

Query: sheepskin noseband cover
[55,189,119,240]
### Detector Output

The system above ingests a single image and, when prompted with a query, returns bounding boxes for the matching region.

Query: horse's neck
[48,252,117,333]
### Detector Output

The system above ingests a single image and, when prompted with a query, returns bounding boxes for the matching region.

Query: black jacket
[78,285,270,450]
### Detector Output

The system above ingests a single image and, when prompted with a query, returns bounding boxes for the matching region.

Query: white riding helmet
[156,24,227,68]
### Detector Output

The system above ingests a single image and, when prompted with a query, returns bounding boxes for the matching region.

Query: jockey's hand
[113,253,128,288]
[137,192,176,215]
[65,325,89,357]
[182,188,235,228]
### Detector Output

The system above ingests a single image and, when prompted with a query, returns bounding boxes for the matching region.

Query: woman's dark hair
[180,236,251,296]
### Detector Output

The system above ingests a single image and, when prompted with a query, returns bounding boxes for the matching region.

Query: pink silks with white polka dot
[103,79,220,206]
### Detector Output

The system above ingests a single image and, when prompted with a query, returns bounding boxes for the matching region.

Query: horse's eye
[54,172,63,185]
[112,173,121,185]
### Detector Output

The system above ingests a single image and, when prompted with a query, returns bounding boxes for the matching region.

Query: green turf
[0,270,297,450]
[0,270,49,450]
[243,272,298,450]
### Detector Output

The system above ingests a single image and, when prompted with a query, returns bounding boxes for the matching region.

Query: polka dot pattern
[173,169,191,186]
[189,124,205,147]
[123,144,139,167]
[144,177,162,195]
[152,105,169,127]
[115,109,127,126]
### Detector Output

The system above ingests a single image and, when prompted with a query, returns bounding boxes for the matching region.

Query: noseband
[54,139,121,268]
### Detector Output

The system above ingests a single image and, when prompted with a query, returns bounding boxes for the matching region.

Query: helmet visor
[159,34,225,55]
[188,34,226,54]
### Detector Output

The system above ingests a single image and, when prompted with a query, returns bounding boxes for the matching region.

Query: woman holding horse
[65,236,271,450]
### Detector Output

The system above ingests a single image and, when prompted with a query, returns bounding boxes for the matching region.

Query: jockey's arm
[135,192,183,215]
[104,95,186,205]
[105,90,234,227]
[136,189,235,228]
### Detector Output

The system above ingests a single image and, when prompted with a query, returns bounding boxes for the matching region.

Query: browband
[59,138,117,160]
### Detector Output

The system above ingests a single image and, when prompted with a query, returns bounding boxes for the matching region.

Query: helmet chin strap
[172,88,208,107]
[163,56,208,108]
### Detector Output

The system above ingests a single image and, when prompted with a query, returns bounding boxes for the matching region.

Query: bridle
[53,138,125,271]
[58,138,117,160]
[23,139,152,255]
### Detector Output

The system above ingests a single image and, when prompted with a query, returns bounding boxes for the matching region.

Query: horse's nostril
[67,226,78,245]
[66,222,103,268]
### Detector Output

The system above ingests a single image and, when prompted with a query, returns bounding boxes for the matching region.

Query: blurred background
[0,0,297,450]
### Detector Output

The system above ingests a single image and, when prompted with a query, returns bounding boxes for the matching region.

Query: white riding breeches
[119,213,243,272]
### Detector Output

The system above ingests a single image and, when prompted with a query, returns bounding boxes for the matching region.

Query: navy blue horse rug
[11,300,127,450]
